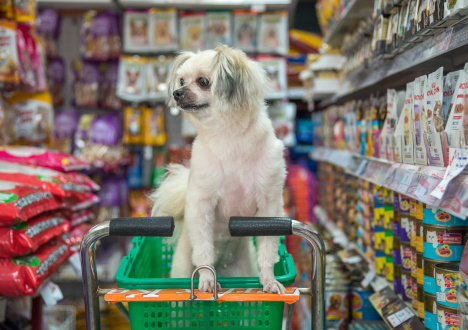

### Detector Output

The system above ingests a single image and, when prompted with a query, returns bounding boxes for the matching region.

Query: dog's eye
[180,78,184,86]
[197,77,209,87]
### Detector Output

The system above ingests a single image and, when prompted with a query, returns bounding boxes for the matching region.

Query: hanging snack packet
[36,9,60,57]
[54,109,80,154]
[147,56,171,99]
[70,209,94,227]
[413,75,428,165]
[117,55,147,102]
[123,105,143,144]
[32,33,48,93]
[0,238,72,296]
[206,11,232,49]
[123,10,149,52]
[425,67,444,167]
[0,21,19,87]
[149,8,177,51]
[233,10,257,53]
[101,61,121,110]
[258,11,288,56]
[8,91,54,147]
[0,212,69,258]
[17,24,46,92]
[179,11,205,51]
[73,59,100,108]
[81,11,110,61]
[46,57,66,107]
[0,146,89,172]
[0,180,64,226]
[14,0,35,24]
[142,104,166,145]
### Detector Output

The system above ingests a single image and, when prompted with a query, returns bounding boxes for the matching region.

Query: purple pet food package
[54,109,80,154]
[47,57,65,107]
[91,113,120,146]
[102,60,121,110]
[36,9,60,57]
[73,59,100,108]
[81,11,120,61]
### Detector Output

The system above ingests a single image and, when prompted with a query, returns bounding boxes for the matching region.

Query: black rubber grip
[109,217,174,237]
[229,217,292,236]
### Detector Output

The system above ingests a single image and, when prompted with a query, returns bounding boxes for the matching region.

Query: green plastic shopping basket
[115,236,297,329]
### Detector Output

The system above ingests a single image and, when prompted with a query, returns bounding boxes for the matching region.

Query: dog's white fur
[150,45,286,294]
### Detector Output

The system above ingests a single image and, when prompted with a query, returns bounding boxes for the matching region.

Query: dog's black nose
[173,89,185,101]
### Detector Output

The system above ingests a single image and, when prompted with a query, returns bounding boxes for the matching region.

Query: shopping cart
[80,217,325,329]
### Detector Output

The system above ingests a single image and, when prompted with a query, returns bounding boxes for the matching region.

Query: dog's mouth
[178,102,209,112]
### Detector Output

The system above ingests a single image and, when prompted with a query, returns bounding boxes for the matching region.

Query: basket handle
[109,217,174,237]
[229,217,292,236]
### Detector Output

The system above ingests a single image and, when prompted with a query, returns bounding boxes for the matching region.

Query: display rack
[321,0,374,48]
[310,147,468,219]
[322,16,468,106]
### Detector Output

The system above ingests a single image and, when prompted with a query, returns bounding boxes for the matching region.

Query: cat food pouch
[0,238,72,296]
[0,21,19,86]
[206,11,232,49]
[147,56,171,99]
[413,75,428,165]
[149,8,177,51]
[258,11,288,55]
[8,91,54,147]
[123,10,149,52]
[441,71,461,127]
[0,212,69,258]
[0,146,89,172]
[179,11,205,51]
[123,105,143,145]
[0,180,64,226]
[73,59,100,108]
[233,10,257,53]
[425,67,445,167]
[445,70,467,148]
[36,9,60,57]
[142,104,166,145]
[101,61,121,110]
[117,55,147,102]
[403,82,415,163]
[46,57,66,107]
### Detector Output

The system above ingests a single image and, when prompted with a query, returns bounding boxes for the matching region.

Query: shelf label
[387,307,414,327]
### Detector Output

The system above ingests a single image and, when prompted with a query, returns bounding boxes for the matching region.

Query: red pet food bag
[0,239,72,296]
[0,212,70,258]
[0,181,64,226]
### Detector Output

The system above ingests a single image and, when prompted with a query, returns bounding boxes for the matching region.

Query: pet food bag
[123,105,143,145]
[206,11,232,49]
[46,57,66,107]
[425,67,445,167]
[0,0,14,20]
[149,8,178,52]
[14,0,35,24]
[101,61,121,110]
[72,59,100,108]
[0,180,64,226]
[179,11,205,51]
[147,56,171,100]
[257,55,287,99]
[0,239,72,296]
[53,109,80,154]
[81,11,120,61]
[142,104,166,146]
[117,55,147,102]
[233,10,257,53]
[258,11,288,56]
[36,9,60,57]
[413,74,428,165]
[123,10,150,53]
[0,146,89,172]
[0,212,70,258]
[0,21,19,86]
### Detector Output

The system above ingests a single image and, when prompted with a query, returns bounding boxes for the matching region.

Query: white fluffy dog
[151,45,286,294]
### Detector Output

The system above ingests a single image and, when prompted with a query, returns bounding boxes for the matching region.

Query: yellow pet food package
[142,104,166,146]
[0,20,19,85]
[0,0,14,20]
[123,105,143,144]
[7,90,54,146]
[14,0,35,24]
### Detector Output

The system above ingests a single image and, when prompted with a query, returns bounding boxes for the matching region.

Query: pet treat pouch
[179,11,205,51]
[206,11,232,49]
[81,11,119,60]
[413,75,428,165]
[123,105,143,145]
[441,71,461,127]
[381,89,395,160]
[149,8,177,51]
[8,91,54,147]
[0,21,19,85]
[403,82,415,163]
[117,55,147,102]
[425,67,445,167]
[46,57,65,107]
[101,61,121,110]
[147,56,171,99]
[14,0,35,24]
[73,60,100,108]
[258,11,288,56]
[142,104,166,146]
[233,10,257,53]
[445,70,467,149]
[257,55,287,99]
[124,10,149,52]
[0,0,14,20]
[53,110,79,154]
[36,9,60,57]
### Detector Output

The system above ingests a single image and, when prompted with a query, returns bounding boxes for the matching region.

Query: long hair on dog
[151,45,286,294]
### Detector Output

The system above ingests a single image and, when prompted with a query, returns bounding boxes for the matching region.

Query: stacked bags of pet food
[0,146,99,296]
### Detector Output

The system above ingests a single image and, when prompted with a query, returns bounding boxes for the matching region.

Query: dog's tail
[150,163,189,224]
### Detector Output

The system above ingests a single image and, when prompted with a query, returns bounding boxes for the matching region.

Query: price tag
[361,267,376,288]
[432,148,468,199]
[343,256,362,264]
[40,282,64,306]
[355,160,368,176]
[387,307,414,327]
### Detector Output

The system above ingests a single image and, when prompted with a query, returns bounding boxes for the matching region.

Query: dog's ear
[167,52,194,107]
[212,45,269,109]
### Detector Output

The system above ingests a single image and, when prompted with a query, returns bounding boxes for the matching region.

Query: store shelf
[322,0,375,48]
[117,0,291,9]
[310,147,468,219]
[322,16,468,106]
[37,0,115,8]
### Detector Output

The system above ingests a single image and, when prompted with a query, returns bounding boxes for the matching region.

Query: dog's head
[167,45,269,115]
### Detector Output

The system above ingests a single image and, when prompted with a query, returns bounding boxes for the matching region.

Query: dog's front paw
[198,268,221,293]
[262,279,285,294]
